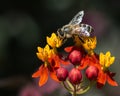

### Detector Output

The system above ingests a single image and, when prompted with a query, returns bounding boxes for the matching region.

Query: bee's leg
[78,36,85,43]
[72,35,85,43]
[72,35,76,41]
[62,38,67,44]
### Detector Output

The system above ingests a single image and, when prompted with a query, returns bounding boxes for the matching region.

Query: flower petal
[36,53,44,62]
[110,57,115,65]
[60,59,70,65]
[99,51,115,68]
[50,71,60,82]
[64,46,74,53]
[39,66,49,86]
[32,65,44,78]
[107,72,118,86]
[99,52,104,66]
[46,36,51,46]
[97,71,106,86]
[82,36,97,51]
[37,46,43,53]
[44,44,50,52]
[48,55,60,68]
[106,51,111,57]
[78,58,88,70]
[58,54,70,65]
[47,33,62,48]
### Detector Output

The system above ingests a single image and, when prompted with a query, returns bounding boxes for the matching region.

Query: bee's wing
[69,11,84,25]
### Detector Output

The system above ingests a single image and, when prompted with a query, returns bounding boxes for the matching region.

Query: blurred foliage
[0,0,120,96]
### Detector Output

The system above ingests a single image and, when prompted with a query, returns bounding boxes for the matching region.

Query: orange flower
[32,44,70,86]
[32,45,60,86]
[32,63,59,86]
[97,51,118,88]
[32,65,48,86]
[32,55,61,86]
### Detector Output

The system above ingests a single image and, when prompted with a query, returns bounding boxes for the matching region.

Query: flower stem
[73,85,77,96]
[61,82,72,92]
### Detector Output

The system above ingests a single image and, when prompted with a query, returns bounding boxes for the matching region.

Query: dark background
[0,0,120,96]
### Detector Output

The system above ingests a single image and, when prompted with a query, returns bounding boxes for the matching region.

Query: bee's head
[57,25,72,39]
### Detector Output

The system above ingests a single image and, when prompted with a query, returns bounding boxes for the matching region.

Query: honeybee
[57,11,93,42]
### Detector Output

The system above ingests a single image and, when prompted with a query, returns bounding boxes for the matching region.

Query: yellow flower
[99,51,115,68]
[36,44,55,62]
[82,36,97,51]
[47,33,62,48]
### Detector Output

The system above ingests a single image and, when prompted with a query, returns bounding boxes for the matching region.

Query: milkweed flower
[32,11,118,96]
[97,51,118,88]
[82,36,97,55]
[47,32,63,48]
[32,44,60,86]
[99,51,115,69]
[36,44,55,62]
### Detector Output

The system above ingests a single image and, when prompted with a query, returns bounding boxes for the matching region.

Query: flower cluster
[32,27,118,95]
[32,33,69,86]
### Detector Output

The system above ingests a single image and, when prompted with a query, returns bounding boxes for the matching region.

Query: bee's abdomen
[80,24,93,33]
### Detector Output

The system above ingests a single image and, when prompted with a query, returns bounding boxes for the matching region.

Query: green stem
[61,82,72,92]
[66,79,74,90]
[76,81,96,94]
[73,85,77,96]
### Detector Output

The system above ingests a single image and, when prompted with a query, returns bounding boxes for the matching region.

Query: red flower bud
[68,49,82,65]
[56,67,68,81]
[68,68,82,85]
[86,66,99,81]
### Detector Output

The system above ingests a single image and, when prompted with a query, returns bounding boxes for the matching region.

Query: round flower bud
[86,66,99,81]
[68,49,82,65]
[68,68,82,85]
[56,67,68,81]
